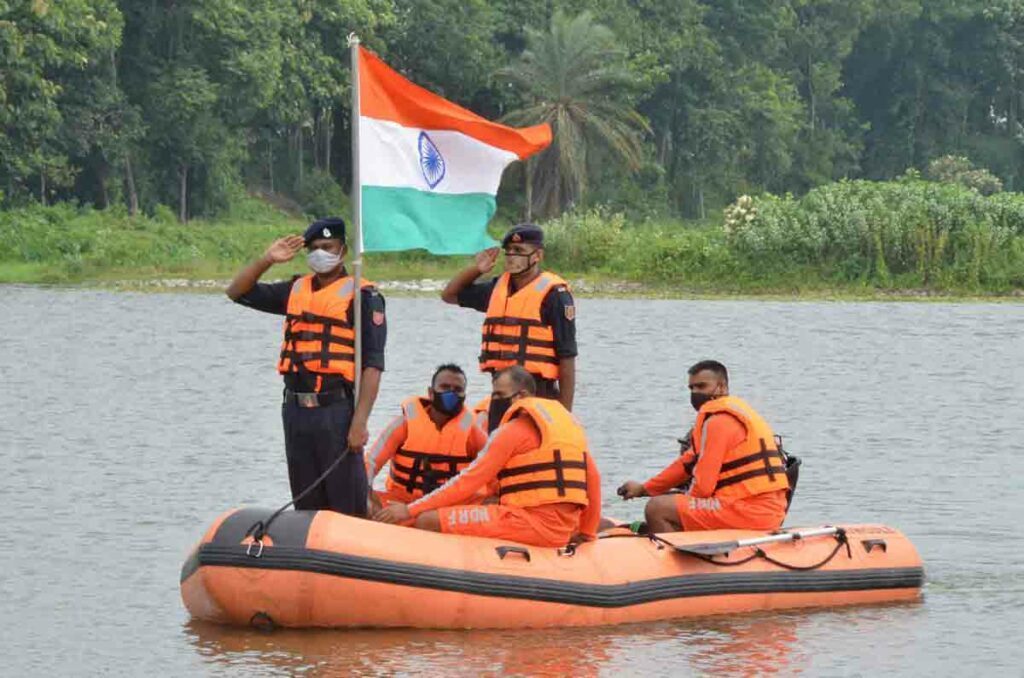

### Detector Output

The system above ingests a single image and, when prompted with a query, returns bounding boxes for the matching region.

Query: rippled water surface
[1,286,1022,675]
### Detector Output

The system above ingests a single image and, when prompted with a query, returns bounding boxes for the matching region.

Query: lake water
[1,286,1022,675]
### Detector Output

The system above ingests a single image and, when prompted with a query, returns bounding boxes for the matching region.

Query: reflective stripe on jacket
[277,274,374,382]
[479,272,568,380]
[691,395,789,499]
[495,397,589,507]
[388,397,477,497]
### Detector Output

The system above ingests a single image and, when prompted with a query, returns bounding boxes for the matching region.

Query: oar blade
[671,539,740,557]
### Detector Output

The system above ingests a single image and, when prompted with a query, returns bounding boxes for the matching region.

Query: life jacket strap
[483,316,546,328]
[479,349,560,365]
[497,450,587,498]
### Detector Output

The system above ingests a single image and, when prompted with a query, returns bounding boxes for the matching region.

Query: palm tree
[499,11,649,218]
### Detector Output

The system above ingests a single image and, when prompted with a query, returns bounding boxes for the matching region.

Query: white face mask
[307,248,342,274]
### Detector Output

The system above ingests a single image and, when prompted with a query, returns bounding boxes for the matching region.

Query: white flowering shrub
[722,179,1024,286]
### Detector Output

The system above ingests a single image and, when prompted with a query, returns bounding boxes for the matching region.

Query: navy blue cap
[303,217,346,245]
[501,223,544,248]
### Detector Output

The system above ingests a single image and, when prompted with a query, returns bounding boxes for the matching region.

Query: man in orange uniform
[441,224,577,412]
[618,360,789,533]
[374,366,601,547]
[365,364,489,510]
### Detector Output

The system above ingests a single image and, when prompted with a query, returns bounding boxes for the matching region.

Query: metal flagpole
[348,33,363,401]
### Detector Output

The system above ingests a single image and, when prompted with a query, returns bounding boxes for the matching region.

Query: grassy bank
[2,183,1023,299]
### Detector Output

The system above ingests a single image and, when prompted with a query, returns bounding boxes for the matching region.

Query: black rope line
[599,528,852,572]
[245,446,352,544]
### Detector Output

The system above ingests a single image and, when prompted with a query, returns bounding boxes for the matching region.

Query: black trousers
[281,397,367,516]
[535,378,561,400]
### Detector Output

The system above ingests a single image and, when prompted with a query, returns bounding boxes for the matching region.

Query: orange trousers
[438,503,583,547]
[674,490,788,531]
[374,488,490,508]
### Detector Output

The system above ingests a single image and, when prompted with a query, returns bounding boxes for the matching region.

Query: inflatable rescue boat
[180,508,923,629]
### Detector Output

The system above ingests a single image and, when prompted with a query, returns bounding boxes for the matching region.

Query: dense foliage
[5,0,1024,223]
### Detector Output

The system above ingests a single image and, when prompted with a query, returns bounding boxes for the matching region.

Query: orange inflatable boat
[180,508,923,629]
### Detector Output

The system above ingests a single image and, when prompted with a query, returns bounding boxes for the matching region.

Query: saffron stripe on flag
[361,186,498,255]
[359,47,550,159]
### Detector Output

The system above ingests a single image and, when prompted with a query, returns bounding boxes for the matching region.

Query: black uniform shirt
[236,275,387,391]
[457,275,577,358]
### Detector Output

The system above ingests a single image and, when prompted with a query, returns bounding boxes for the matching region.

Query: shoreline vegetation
[3,176,1023,301]
[6,3,1024,307]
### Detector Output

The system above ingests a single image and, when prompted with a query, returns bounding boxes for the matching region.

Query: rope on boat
[590,527,852,571]
[245,446,353,546]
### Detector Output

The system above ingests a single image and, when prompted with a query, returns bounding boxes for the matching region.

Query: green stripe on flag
[362,186,499,255]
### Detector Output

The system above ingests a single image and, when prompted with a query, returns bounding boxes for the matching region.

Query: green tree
[499,10,648,218]
[0,0,122,204]
[783,0,878,191]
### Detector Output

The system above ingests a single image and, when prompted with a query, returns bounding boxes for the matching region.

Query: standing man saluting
[226,217,386,516]
[441,224,577,412]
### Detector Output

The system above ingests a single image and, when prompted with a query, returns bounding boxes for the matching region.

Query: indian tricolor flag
[356,46,551,254]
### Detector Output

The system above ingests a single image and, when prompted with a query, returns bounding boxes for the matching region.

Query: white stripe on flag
[359,117,518,195]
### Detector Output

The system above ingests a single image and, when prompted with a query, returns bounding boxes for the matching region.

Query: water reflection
[183,605,895,676]
[1,288,1021,674]
[185,620,617,676]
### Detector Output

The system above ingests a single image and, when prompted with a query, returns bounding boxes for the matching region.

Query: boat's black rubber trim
[180,509,316,583]
[180,547,201,583]
[185,543,924,607]
[211,508,315,547]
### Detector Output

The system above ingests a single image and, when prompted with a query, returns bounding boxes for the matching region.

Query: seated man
[366,364,488,510]
[374,366,601,547]
[618,360,789,533]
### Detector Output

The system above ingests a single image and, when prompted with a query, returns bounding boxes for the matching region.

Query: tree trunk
[40,170,46,206]
[296,126,304,189]
[267,136,274,194]
[324,108,332,173]
[524,159,533,222]
[99,164,109,209]
[313,114,322,170]
[808,53,816,132]
[124,154,139,216]
[179,164,188,223]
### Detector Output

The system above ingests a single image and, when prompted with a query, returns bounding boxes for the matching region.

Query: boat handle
[861,539,887,554]
[495,545,531,562]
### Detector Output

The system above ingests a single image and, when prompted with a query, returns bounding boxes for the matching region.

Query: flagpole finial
[347,33,360,47]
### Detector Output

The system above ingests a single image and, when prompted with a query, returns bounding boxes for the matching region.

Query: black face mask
[431,390,465,416]
[487,395,513,433]
[691,391,716,412]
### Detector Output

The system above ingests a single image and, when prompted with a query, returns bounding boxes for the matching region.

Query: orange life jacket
[690,395,789,499]
[277,274,374,384]
[471,395,491,431]
[479,272,569,381]
[388,397,478,497]
[495,397,589,508]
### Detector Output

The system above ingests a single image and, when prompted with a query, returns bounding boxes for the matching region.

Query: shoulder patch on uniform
[564,304,576,321]
[372,310,385,326]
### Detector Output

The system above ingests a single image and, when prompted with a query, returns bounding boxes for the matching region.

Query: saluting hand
[263,235,305,264]
[374,502,411,524]
[475,247,500,274]
[617,480,647,500]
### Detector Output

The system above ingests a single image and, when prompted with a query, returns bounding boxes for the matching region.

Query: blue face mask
[432,390,465,416]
